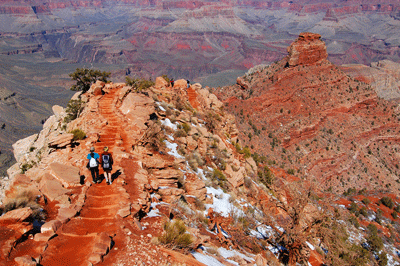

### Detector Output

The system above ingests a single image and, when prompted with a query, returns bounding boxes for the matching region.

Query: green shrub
[161,74,170,83]
[70,128,86,141]
[348,202,358,213]
[379,196,394,209]
[349,216,360,228]
[20,163,34,174]
[242,146,251,158]
[359,207,368,217]
[158,219,193,249]
[174,129,187,138]
[126,77,155,91]
[287,168,295,175]
[377,252,388,266]
[258,166,274,187]
[2,190,46,221]
[391,211,398,219]
[362,198,371,205]
[182,123,191,133]
[64,99,84,124]
[70,68,110,92]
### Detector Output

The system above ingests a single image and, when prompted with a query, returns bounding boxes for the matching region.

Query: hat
[104,147,109,152]
[90,147,95,152]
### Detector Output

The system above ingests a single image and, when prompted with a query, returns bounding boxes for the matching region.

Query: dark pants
[90,167,99,182]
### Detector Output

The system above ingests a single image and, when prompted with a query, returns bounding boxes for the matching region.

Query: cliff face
[215,32,400,195]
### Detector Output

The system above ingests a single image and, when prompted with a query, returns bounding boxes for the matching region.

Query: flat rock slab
[49,162,80,188]
[0,207,32,225]
[39,173,70,202]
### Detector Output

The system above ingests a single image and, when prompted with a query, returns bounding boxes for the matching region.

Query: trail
[39,88,141,266]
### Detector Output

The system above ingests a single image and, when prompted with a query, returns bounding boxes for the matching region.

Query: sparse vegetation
[69,68,110,93]
[158,219,193,249]
[64,99,84,124]
[2,190,45,221]
[125,77,155,91]
[20,162,34,174]
[379,196,394,209]
[70,128,86,141]
[258,166,274,187]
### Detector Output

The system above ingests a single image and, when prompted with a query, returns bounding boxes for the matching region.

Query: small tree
[64,99,84,124]
[69,68,110,93]
[125,77,154,91]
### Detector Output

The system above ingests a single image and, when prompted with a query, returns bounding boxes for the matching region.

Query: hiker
[87,147,100,183]
[170,78,174,88]
[187,80,190,88]
[100,146,113,185]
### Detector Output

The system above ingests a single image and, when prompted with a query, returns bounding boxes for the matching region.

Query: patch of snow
[306,241,315,250]
[166,134,174,141]
[158,105,166,112]
[218,247,254,262]
[147,208,161,217]
[196,168,206,180]
[191,252,226,266]
[368,214,376,221]
[276,226,285,233]
[255,225,275,239]
[204,187,241,217]
[164,140,184,159]
[250,229,264,239]
[384,244,400,266]
[161,118,177,130]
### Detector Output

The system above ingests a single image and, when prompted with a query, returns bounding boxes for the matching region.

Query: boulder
[119,93,155,131]
[155,76,169,89]
[0,207,32,225]
[191,83,202,90]
[151,169,182,180]
[12,134,38,163]
[48,133,74,148]
[57,207,77,223]
[34,232,56,242]
[225,164,245,188]
[158,188,184,203]
[184,174,206,200]
[142,154,174,169]
[173,79,188,89]
[49,162,81,188]
[88,80,105,96]
[14,255,37,266]
[41,219,62,234]
[71,91,82,101]
[38,173,69,202]
[52,105,65,118]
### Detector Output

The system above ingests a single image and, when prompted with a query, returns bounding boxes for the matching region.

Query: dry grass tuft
[158,219,193,249]
[2,190,45,221]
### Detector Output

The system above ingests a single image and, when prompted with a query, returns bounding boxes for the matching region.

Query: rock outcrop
[287,32,328,67]
[214,32,400,196]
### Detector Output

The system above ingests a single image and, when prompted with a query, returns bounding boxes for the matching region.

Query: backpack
[89,153,98,168]
[102,154,110,169]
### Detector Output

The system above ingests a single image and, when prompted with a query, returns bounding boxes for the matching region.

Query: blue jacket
[87,152,100,160]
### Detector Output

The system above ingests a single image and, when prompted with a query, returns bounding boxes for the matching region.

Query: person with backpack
[87,147,100,184]
[100,146,113,185]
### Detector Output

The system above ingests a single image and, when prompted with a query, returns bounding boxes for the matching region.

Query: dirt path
[39,88,142,266]
[187,86,200,109]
